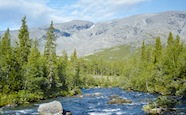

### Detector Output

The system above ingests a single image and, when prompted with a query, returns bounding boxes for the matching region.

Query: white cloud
[0,0,51,30]
[0,0,149,30]
[51,0,149,22]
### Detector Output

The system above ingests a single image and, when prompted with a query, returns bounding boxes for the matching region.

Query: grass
[84,45,140,61]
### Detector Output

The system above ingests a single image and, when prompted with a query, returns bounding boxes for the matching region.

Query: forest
[0,17,185,107]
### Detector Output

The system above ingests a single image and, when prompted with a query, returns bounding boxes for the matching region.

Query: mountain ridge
[0,11,186,56]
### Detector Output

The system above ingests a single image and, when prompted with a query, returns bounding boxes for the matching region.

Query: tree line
[0,17,81,106]
[84,32,186,97]
[0,16,185,107]
[120,32,185,97]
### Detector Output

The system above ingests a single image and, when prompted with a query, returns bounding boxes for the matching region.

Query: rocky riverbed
[2,88,186,115]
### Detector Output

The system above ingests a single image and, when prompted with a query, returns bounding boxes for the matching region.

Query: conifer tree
[70,49,77,63]
[146,48,152,65]
[25,40,43,93]
[175,35,182,56]
[66,49,78,90]
[1,28,11,57]
[62,50,68,68]
[44,21,59,91]
[70,49,81,87]
[141,40,146,62]
[167,32,174,46]
[18,16,31,66]
[165,32,175,72]
[58,50,68,89]
[153,37,162,64]
[164,33,182,79]
[10,42,22,91]
[75,60,81,87]
[16,16,31,90]
[0,40,2,93]
[0,28,12,93]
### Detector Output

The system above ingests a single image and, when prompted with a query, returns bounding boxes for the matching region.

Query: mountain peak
[1,11,186,56]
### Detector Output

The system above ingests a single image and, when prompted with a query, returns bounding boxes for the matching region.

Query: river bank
[2,88,186,115]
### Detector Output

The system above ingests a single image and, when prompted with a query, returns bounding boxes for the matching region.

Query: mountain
[0,11,186,56]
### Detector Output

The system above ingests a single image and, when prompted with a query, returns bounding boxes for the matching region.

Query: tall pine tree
[167,32,174,46]
[44,21,59,91]
[153,37,162,64]
[18,16,31,66]
[58,50,68,90]
[141,40,146,64]
[0,28,12,93]
[17,16,31,90]
[25,40,43,94]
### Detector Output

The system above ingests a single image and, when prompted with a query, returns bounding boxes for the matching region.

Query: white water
[2,88,186,115]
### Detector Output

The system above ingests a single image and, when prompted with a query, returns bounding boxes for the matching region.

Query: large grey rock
[38,100,63,115]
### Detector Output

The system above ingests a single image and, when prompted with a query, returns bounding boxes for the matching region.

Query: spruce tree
[0,28,12,93]
[1,28,11,57]
[141,40,146,62]
[11,42,22,91]
[16,16,31,90]
[70,49,80,87]
[44,21,59,91]
[62,50,68,68]
[25,40,43,93]
[0,40,2,93]
[167,32,174,46]
[58,50,68,90]
[65,49,78,90]
[153,37,162,64]
[18,16,31,66]
[164,33,182,80]
[70,49,77,63]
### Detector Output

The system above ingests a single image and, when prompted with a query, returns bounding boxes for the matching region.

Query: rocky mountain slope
[0,11,186,56]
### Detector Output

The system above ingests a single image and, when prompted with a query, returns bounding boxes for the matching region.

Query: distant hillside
[85,45,137,61]
[0,11,186,56]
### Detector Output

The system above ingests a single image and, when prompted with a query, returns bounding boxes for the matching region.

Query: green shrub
[155,96,177,108]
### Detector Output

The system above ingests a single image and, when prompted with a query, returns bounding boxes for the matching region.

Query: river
[2,88,186,115]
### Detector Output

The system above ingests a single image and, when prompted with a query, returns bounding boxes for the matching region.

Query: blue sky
[0,0,186,31]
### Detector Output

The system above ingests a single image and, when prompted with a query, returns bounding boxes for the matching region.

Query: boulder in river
[74,95,84,98]
[63,109,72,115]
[94,92,102,96]
[0,108,4,114]
[84,92,102,97]
[143,104,177,115]
[108,95,132,104]
[38,100,63,115]
[109,95,120,99]
[83,94,93,97]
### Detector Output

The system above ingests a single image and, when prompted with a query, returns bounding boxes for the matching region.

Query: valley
[0,11,186,114]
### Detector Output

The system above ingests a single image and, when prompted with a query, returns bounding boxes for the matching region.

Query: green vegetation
[85,45,136,61]
[83,32,186,97]
[0,17,185,108]
[143,96,177,114]
[0,17,82,107]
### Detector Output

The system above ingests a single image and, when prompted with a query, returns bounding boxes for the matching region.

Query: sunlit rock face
[1,11,186,56]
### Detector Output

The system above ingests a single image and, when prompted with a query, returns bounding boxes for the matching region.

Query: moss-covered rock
[143,106,176,115]
[143,96,177,114]
[107,95,132,104]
